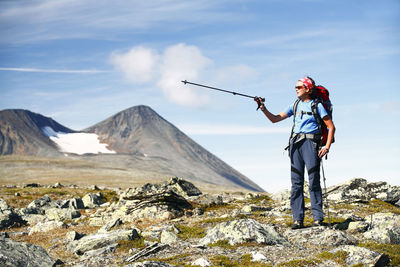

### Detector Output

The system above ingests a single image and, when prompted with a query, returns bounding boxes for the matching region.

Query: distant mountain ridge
[0,106,264,191]
[0,109,75,156]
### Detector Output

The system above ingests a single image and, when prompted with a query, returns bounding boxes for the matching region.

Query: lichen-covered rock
[116,182,192,221]
[326,178,400,203]
[29,220,67,234]
[0,199,25,230]
[27,195,56,210]
[347,221,369,232]
[45,207,81,221]
[160,230,179,245]
[199,219,287,246]
[67,229,139,255]
[58,197,85,209]
[0,236,56,267]
[126,261,177,267]
[283,227,355,246]
[163,177,202,197]
[82,192,104,208]
[363,212,400,244]
[331,245,390,266]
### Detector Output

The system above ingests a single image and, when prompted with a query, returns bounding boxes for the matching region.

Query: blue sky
[1,0,399,192]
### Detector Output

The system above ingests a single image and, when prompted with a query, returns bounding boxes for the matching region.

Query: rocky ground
[1,177,400,266]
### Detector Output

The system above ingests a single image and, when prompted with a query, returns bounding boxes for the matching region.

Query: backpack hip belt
[285,132,322,150]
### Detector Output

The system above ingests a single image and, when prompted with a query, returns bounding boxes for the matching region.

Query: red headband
[299,77,313,89]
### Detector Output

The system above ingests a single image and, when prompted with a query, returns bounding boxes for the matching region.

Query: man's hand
[318,147,329,158]
[254,96,265,110]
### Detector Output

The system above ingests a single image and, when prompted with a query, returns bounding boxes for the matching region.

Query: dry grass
[0,155,243,194]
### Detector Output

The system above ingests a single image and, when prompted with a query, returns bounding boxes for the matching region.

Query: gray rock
[98,218,123,233]
[21,214,46,225]
[0,199,26,230]
[0,198,9,210]
[347,221,369,232]
[199,219,287,246]
[163,177,202,197]
[126,261,177,267]
[284,227,355,246]
[46,208,81,221]
[0,237,56,267]
[68,229,139,255]
[81,243,118,260]
[363,212,400,244]
[326,178,400,203]
[29,220,67,234]
[58,198,85,209]
[126,243,169,263]
[82,192,104,208]
[116,182,192,221]
[191,257,211,266]
[66,231,85,242]
[27,195,56,210]
[160,230,179,245]
[331,245,390,266]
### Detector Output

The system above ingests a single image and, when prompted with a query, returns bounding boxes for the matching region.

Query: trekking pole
[181,80,265,110]
[321,159,332,228]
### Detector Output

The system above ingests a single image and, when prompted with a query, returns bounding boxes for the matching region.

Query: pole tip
[181,80,187,84]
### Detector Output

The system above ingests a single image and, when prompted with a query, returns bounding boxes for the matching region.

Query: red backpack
[311,85,333,146]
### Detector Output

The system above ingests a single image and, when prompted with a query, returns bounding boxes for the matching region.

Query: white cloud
[158,43,211,107]
[110,43,212,107]
[110,46,158,83]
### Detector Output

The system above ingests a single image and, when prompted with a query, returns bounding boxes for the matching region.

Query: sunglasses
[295,86,304,89]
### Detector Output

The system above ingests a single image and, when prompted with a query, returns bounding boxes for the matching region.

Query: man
[255,77,335,229]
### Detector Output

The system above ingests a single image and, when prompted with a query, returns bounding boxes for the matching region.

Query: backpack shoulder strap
[311,98,322,135]
[285,99,301,151]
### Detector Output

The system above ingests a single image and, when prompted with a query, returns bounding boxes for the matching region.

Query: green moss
[367,199,400,215]
[207,240,232,249]
[358,242,400,266]
[316,250,348,265]
[176,224,206,240]
[277,258,321,267]
[117,237,146,252]
[210,255,236,267]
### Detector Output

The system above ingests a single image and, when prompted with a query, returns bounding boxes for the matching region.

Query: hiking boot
[312,220,324,227]
[291,221,304,229]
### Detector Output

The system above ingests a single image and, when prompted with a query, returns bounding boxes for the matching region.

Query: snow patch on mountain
[42,126,115,155]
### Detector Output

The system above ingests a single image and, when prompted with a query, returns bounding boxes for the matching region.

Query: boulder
[27,195,56,210]
[199,219,287,246]
[98,218,123,233]
[160,230,179,245]
[58,198,85,209]
[283,227,355,246]
[67,229,139,255]
[116,182,192,221]
[163,177,202,197]
[0,237,56,266]
[363,212,400,244]
[326,178,400,203]
[191,257,211,266]
[331,245,390,266]
[29,220,67,234]
[0,199,26,230]
[126,262,177,267]
[82,192,104,208]
[45,208,81,221]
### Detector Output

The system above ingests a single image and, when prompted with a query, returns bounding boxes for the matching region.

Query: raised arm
[255,97,288,123]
